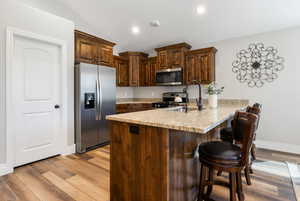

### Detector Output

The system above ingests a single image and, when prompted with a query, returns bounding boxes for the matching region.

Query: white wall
[124,27,300,153]
[0,0,75,163]
[17,0,122,54]
[202,27,300,152]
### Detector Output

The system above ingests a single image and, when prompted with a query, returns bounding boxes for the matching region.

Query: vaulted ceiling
[19,0,300,53]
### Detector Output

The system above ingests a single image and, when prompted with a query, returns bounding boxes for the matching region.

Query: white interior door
[12,35,61,167]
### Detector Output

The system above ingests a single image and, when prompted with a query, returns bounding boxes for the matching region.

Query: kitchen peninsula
[107,100,248,201]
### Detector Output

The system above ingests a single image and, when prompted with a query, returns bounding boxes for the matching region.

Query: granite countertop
[116,98,161,104]
[107,100,249,134]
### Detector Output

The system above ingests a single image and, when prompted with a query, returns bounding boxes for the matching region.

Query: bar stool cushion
[198,141,242,161]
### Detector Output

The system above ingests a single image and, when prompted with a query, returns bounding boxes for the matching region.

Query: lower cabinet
[116,103,153,114]
[110,122,168,201]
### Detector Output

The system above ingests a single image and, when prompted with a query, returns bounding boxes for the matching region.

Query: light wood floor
[0,146,298,201]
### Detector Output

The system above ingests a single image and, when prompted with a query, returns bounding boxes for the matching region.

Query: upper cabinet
[157,50,168,69]
[155,43,192,70]
[145,57,157,86]
[75,31,216,87]
[185,47,217,84]
[75,30,116,67]
[75,34,98,64]
[114,56,129,87]
[97,44,114,66]
[119,52,149,87]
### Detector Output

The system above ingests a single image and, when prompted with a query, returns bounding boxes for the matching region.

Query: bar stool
[197,111,258,201]
[219,103,262,185]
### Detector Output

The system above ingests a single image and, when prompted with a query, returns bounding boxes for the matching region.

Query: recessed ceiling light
[196,5,206,15]
[131,26,140,35]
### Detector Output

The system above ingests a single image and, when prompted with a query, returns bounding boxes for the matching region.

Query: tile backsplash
[117,85,210,99]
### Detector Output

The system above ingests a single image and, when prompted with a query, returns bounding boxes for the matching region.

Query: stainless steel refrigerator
[75,63,116,153]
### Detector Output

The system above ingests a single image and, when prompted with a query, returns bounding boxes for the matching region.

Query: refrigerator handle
[96,80,100,120]
[98,75,103,121]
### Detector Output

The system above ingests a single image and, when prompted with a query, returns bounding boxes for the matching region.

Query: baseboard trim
[0,144,75,176]
[62,144,76,156]
[0,164,13,176]
[256,140,300,155]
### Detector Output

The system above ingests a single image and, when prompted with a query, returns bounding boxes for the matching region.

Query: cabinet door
[145,58,157,86]
[198,53,214,84]
[116,58,129,86]
[150,58,157,86]
[185,55,197,84]
[139,58,147,86]
[145,62,151,86]
[75,36,97,64]
[186,51,215,85]
[168,48,183,68]
[98,44,113,67]
[110,122,168,201]
[158,50,168,69]
[129,56,139,86]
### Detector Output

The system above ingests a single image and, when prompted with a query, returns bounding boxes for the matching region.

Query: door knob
[54,105,60,109]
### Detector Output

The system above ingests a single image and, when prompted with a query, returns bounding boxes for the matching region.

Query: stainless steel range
[152,92,188,108]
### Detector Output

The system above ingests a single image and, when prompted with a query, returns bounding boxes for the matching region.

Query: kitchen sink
[168,107,202,113]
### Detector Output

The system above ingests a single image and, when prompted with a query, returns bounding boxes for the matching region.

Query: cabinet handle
[129,125,139,135]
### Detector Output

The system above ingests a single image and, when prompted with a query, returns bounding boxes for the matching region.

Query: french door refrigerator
[75,63,116,153]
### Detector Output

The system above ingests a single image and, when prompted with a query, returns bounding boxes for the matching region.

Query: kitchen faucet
[183,85,189,112]
[182,80,203,112]
[193,80,203,111]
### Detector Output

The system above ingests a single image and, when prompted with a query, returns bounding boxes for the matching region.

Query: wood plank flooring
[256,148,300,164]
[0,146,298,201]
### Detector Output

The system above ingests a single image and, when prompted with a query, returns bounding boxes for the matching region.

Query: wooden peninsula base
[110,121,226,201]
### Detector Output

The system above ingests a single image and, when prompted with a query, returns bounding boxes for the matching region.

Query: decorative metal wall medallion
[232,43,284,87]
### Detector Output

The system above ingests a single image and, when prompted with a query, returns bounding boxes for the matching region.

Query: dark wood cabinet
[110,122,168,201]
[139,57,148,86]
[75,35,98,64]
[168,48,184,67]
[110,121,222,201]
[119,52,149,87]
[157,50,168,69]
[145,57,157,86]
[114,56,129,86]
[116,103,153,113]
[114,55,157,87]
[114,43,216,87]
[185,47,217,84]
[97,44,114,66]
[155,43,191,70]
[186,54,198,84]
[75,30,115,67]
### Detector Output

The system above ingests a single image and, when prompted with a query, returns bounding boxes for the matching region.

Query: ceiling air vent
[150,20,160,27]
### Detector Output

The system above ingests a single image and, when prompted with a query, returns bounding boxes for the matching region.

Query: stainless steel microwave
[155,68,183,86]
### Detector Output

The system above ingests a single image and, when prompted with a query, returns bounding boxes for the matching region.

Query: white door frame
[6,27,68,173]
